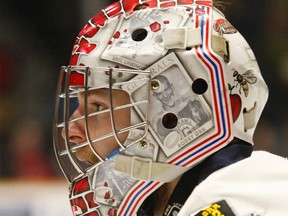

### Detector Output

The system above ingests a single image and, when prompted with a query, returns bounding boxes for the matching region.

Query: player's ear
[171,83,175,91]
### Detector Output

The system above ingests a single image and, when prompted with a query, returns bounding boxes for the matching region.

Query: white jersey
[178,151,288,216]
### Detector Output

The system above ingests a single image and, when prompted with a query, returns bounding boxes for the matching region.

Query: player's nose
[61,109,86,144]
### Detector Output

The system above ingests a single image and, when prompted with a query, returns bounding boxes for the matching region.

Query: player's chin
[75,148,100,165]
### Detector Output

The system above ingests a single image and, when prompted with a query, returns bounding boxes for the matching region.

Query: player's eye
[95,103,106,112]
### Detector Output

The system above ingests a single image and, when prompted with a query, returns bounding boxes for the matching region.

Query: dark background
[0,0,287,178]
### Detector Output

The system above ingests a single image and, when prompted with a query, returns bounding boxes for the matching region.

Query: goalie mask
[53,0,268,215]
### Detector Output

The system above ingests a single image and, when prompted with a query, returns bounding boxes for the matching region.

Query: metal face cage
[53,66,151,182]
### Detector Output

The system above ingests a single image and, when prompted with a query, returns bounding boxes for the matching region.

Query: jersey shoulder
[178,151,288,216]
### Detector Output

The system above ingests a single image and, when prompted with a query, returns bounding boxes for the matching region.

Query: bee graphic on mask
[231,69,257,97]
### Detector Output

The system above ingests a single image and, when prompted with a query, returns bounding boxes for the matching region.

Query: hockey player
[53,0,288,215]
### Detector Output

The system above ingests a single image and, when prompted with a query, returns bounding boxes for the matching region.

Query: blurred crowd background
[0,0,287,179]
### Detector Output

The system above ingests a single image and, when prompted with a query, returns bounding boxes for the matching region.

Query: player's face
[155,80,175,107]
[62,89,131,164]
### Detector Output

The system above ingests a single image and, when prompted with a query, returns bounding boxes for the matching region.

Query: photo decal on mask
[122,53,214,156]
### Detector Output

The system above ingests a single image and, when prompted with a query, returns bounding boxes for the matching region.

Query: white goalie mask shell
[53,0,268,215]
